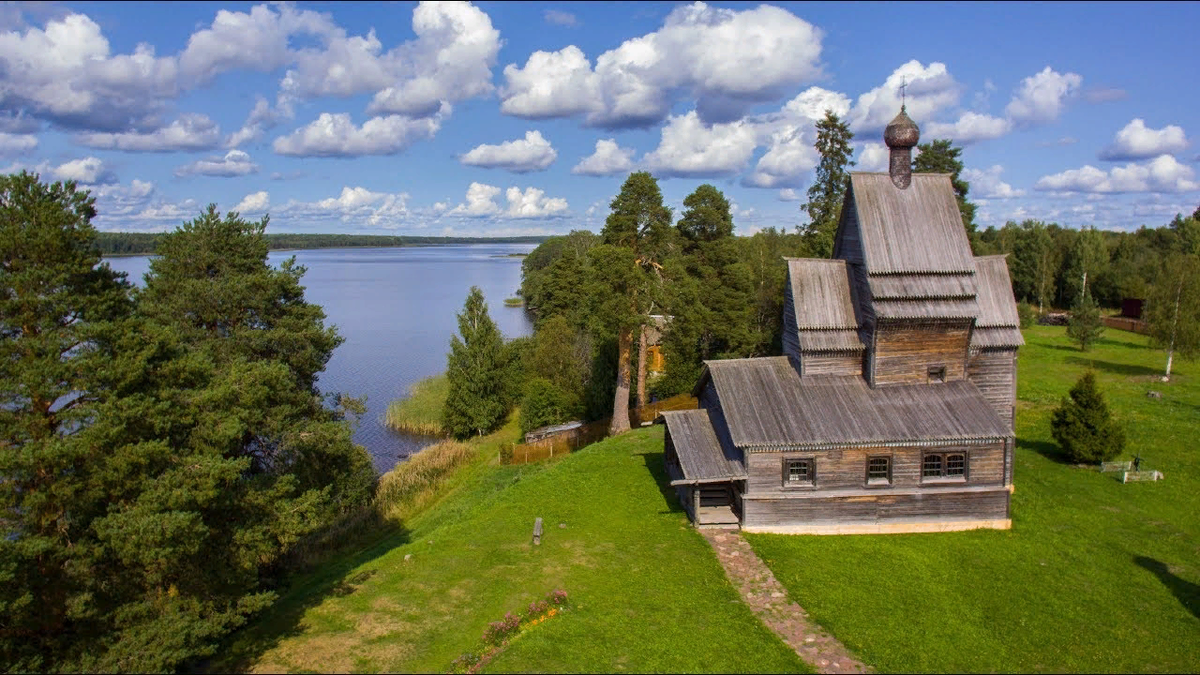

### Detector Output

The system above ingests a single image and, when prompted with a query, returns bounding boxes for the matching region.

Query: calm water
[104,244,535,474]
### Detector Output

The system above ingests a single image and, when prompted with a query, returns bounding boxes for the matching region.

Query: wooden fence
[499,394,698,466]
[1102,316,1148,334]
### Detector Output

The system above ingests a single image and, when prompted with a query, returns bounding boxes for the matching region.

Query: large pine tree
[443,286,508,438]
[801,110,855,258]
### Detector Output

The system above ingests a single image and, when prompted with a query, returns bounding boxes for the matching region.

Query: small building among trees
[662,107,1023,533]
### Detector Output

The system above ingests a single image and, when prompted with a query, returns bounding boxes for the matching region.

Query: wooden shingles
[785,258,865,352]
[868,273,977,299]
[850,173,976,275]
[661,409,747,483]
[970,255,1025,349]
[704,356,1011,448]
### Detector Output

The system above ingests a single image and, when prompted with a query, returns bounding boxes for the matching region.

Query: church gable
[848,173,976,275]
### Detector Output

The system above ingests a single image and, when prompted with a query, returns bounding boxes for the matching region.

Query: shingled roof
[661,409,747,483]
[849,173,977,275]
[970,255,1025,349]
[786,258,866,351]
[699,357,1011,448]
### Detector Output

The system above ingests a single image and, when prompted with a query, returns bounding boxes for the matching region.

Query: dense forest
[95,231,548,255]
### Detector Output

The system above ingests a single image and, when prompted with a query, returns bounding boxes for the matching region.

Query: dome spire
[884,95,919,189]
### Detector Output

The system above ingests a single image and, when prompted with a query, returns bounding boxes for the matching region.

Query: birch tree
[1144,253,1200,380]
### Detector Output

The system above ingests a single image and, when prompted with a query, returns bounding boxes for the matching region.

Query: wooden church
[661,107,1023,534]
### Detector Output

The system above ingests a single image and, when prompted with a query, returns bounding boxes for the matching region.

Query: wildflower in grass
[548,589,568,606]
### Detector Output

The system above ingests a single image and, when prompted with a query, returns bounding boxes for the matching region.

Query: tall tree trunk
[609,327,632,434]
[1165,275,1183,380]
[636,324,649,409]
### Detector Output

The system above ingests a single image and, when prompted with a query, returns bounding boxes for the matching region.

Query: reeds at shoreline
[385,373,449,436]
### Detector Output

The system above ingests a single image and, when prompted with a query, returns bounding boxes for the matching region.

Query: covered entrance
[660,409,747,529]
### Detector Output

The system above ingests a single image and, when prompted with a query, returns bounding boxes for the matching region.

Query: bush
[1017,301,1037,329]
[1051,371,1126,463]
[520,377,578,436]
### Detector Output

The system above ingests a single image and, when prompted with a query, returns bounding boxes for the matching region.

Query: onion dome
[884,107,920,148]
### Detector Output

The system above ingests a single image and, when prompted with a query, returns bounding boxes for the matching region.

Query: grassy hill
[219,420,808,673]
[747,326,1200,673]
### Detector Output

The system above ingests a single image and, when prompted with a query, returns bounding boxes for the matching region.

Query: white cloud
[76,113,221,152]
[848,60,959,132]
[1099,118,1189,161]
[963,165,1024,199]
[177,4,335,83]
[743,125,817,188]
[781,87,852,123]
[460,130,557,173]
[498,46,599,119]
[232,190,270,214]
[0,12,180,131]
[226,96,289,148]
[272,110,442,157]
[449,181,568,219]
[925,112,1012,145]
[277,186,411,228]
[543,9,578,27]
[643,111,758,178]
[174,149,259,177]
[1004,66,1082,125]
[856,142,890,172]
[1034,154,1199,194]
[449,182,502,217]
[52,156,116,184]
[572,139,636,176]
[778,188,802,202]
[0,132,37,155]
[361,2,501,116]
[499,2,824,128]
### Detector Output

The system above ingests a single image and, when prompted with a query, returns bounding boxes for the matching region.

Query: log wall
[798,351,863,377]
[741,487,1010,528]
[967,347,1017,428]
[872,320,971,386]
[743,440,1007,495]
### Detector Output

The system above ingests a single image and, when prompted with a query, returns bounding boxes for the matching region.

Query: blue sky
[2,1,1197,235]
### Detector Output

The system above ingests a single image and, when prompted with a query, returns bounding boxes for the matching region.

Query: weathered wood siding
[872,320,971,386]
[967,347,1017,428]
[743,441,1006,495]
[742,487,1010,528]
[833,191,863,264]
[798,352,862,377]
[782,271,800,363]
[698,380,739,459]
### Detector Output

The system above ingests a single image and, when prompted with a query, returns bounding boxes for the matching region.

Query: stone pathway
[701,530,871,674]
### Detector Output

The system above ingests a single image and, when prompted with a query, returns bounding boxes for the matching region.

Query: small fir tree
[443,286,507,438]
[1050,371,1126,464]
[1066,291,1105,351]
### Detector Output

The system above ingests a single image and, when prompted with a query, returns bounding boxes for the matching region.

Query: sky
[1,1,1198,236]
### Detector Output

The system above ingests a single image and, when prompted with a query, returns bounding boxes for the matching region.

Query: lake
[104,244,535,474]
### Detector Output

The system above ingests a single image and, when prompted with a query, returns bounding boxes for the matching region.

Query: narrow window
[922,453,943,478]
[784,458,815,487]
[946,453,966,477]
[867,456,891,485]
[928,365,947,383]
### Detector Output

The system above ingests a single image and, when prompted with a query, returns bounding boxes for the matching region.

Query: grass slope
[746,326,1200,673]
[222,422,808,673]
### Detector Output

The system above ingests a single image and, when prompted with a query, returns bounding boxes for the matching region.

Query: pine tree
[443,286,508,438]
[913,138,977,239]
[1051,371,1126,463]
[801,110,854,258]
[1066,291,1105,351]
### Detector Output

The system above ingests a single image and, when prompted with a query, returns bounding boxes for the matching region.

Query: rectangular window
[922,452,968,481]
[783,458,815,487]
[867,456,891,486]
[928,365,947,383]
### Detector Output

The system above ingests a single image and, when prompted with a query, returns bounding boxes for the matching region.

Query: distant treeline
[96,232,548,255]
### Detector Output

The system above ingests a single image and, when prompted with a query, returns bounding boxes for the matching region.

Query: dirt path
[701,530,871,674]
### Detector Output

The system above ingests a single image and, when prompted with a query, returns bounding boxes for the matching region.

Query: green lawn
[746,326,1200,673]
[220,422,809,673]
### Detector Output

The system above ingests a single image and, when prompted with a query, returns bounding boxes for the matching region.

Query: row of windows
[783,452,969,487]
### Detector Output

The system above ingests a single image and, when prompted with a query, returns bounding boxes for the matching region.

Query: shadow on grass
[1017,437,1074,465]
[1063,356,1161,378]
[1135,556,1200,621]
[200,513,411,673]
[640,450,686,515]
